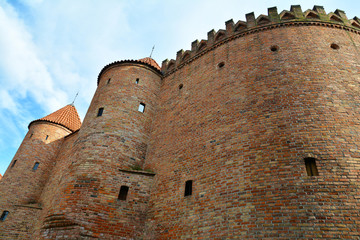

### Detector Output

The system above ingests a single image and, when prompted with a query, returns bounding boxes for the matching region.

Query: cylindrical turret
[0,104,81,239]
[41,58,162,239]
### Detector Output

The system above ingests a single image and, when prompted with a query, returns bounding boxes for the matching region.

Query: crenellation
[335,9,348,20]
[161,6,360,76]
[214,29,226,42]
[256,14,271,26]
[161,59,169,72]
[234,20,247,32]
[245,12,256,27]
[225,19,234,35]
[267,7,280,22]
[176,49,184,65]
[191,39,199,53]
[304,9,320,20]
[279,10,296,20]
[313,5,326,15]
[290,5,304,18]
[207,29,215,45]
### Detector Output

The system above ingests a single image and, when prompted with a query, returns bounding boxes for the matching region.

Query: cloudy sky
[0,0,359,175]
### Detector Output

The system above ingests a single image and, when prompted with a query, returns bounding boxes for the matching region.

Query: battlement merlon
[161,5,360,75]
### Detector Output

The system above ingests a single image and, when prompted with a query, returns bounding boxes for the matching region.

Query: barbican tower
[1,5,360,239]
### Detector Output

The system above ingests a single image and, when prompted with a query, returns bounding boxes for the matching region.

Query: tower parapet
[161,5,360,75]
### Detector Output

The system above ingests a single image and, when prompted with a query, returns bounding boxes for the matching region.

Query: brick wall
[144,25,360,239]
[0,122,71,238]
[39,63,161,238]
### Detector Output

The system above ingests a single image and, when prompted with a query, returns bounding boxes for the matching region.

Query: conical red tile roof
[29,105,82,132]
[138,57,161,70]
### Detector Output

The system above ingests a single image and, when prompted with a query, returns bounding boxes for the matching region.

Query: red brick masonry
[1,5,360,239]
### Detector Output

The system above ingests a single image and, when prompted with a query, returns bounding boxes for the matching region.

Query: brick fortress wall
[144,6,360,239]
[40,62,161,239]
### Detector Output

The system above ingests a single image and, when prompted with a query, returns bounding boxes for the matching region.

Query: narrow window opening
[29,133,33,139]
[217,62,225,68]
[330,43,340,50]
[33,162,40,171]
[45,135,49,140]
[304,157,319,176]
[97,107,104,117]
[184,180,193,197]
[138,103,145,113]
[270,45,279,52]
[0,211,9,221]
[136,78,139,84]
[179,84,183,90]
[11,160,17,168]
[107,78,111,84]
[118,186,129,200]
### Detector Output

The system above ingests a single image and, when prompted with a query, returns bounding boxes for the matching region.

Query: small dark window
[97,108,104,117]
[179,84,183,90]
[0,211,9,221]
[45,135,49,140]
[11,160,17,168]
[107,78,111,84]
[304,157,319,176]
[270,45,279,52]
[136,78,139,84]
[184,180,193,197]
[330,43,339,50]
[217,62,225,68]
[33,162,40,171]
[29,133,33,139]
[118,186,129,200]
[138,103,145,113]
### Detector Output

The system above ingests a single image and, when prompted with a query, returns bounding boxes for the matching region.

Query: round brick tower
[0,104,81,239]
[41,58,162,239]
[143,6,360,239]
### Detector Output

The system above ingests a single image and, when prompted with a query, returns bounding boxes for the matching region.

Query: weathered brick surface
[39,63,161,239]
[2,5,360,239]
[144,25,360,239]
[0,122,71,239]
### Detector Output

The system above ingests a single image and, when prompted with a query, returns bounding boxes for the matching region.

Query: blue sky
[0,0,359,175]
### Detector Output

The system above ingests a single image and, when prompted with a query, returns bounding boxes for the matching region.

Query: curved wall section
[42,63,161,238]
[144,24,360,239]
[0,122,71,239]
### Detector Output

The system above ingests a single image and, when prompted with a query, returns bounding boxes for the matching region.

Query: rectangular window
[138,103,145,113]
[184,180,193,197]
[118,186,129,200]
[136,78,139,84]
[11,160,17,168]
[45,135,49,140]
[0,211,9,221]
[107,78,111,84]
[33,162,40,171]
[304,158,319,176]
[97,108,104,117]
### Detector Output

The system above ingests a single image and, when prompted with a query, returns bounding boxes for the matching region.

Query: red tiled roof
[0,174,2,180]
[29,105,82,132]
[138,57,161,70]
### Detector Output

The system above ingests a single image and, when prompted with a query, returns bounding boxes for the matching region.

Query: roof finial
[149,45,155,58]
[71,92,79,106]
